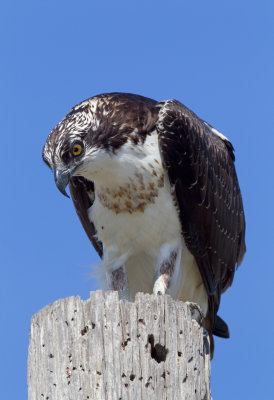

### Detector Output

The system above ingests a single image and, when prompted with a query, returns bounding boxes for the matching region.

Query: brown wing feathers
[69,177,103,258]
[157,100,246,336]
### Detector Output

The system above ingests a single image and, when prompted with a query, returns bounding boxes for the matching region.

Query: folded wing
[156,100,246,327]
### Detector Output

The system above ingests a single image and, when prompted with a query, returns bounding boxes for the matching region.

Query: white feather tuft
[88,261,108,292]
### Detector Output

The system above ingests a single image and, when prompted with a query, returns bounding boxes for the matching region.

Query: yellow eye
[71,143,83,156]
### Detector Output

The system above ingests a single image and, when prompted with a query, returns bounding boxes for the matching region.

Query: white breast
[87,131,208,315]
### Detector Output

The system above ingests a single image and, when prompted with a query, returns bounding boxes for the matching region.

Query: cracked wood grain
[28,291,211,400]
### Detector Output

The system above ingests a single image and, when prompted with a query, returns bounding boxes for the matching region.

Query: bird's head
[42,93,158,197]
[42,99,98,197]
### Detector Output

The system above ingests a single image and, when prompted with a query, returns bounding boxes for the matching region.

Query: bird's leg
[106,265,131,301]
[104,247,131,301]
[153,243,180,295]
[185,302,204,324]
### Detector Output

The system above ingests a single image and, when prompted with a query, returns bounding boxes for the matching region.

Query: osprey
[43,93,246,355]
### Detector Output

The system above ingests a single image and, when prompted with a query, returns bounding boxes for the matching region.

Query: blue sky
[1,1,273,398]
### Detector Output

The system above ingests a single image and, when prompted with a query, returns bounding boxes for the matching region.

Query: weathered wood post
[28,291,211,399]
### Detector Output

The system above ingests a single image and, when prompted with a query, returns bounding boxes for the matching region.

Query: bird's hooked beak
[54,166,76,198]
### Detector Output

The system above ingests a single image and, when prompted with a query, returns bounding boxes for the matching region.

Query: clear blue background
[1,1,273,398]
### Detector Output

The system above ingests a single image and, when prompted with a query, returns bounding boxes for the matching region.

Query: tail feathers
[213,315,230,338]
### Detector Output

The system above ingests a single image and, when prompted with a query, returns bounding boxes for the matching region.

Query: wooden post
[28,291,211,400]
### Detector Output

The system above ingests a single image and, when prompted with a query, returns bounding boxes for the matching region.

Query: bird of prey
[43,93,246,354]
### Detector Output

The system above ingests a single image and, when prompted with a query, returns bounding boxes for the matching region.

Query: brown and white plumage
[43,93,246,355]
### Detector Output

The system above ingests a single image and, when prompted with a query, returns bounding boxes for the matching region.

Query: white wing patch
[203,121,229,142]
